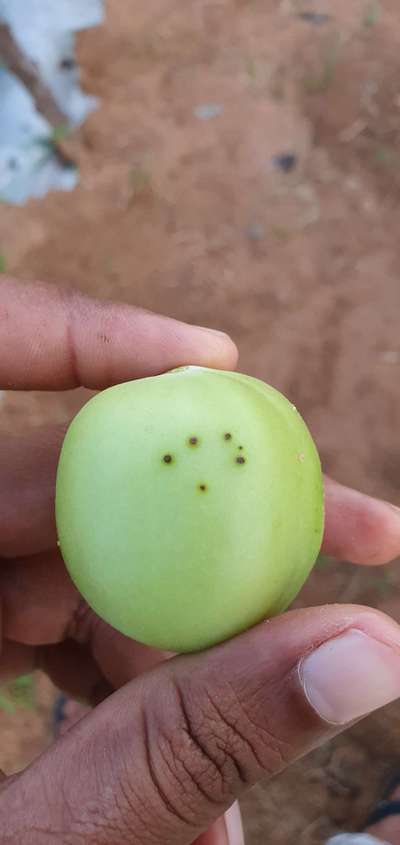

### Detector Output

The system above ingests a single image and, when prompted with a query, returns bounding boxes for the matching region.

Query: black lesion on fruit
[238,445,243,450]
[198,483,208,492]
[235,456,246,465]
[188,436,199,446]
[224,432,232,441]
[163,454,173,464]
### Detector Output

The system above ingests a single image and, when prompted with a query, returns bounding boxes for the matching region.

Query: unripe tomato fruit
[56,367,324,652]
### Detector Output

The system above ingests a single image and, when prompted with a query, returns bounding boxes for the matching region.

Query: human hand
[1,277,400,845]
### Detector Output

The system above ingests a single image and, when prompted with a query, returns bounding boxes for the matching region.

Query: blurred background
[0,1,399,842]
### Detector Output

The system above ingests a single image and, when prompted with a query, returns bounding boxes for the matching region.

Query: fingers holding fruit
[1,279,400,843]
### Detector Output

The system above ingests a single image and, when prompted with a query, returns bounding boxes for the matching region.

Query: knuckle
[174,673,294,791]
[205,684,291,781]
[143,671,293,817]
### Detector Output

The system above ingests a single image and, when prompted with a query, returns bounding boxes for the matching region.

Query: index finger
[0,278,238,390]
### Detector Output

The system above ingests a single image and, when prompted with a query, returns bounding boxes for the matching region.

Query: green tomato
[56,367,324,652]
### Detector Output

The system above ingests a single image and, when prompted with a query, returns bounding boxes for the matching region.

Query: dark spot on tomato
[163,454,173,464]
[189,437,198,446]
[236,456,245,465]
[199,484,207,491]
[224,433,232,441]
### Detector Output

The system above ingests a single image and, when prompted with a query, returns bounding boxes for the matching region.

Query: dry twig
[0,23,67,126]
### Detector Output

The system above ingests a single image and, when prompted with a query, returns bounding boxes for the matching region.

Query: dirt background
[1,0,400,842]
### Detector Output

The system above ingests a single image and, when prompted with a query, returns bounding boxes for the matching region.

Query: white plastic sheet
[0,0,104,203]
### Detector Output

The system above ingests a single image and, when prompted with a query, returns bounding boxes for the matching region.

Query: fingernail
[300,629,400,725]
[225,801,245,845]
[197,325,231,340]
[189,326,238,369]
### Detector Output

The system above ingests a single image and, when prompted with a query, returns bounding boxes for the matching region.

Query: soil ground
[0,1,400,842]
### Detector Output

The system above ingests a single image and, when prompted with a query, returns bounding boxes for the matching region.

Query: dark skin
[1,278,400,845]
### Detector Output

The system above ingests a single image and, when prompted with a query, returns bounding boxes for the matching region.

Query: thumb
[4,604,400,844]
